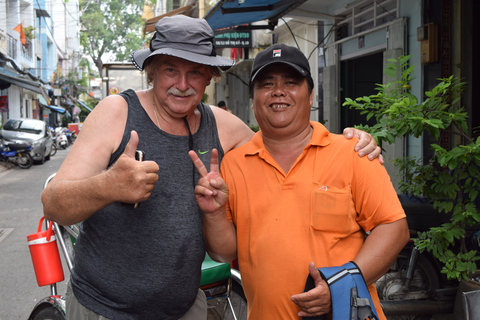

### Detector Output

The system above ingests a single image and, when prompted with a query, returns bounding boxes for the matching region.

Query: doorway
[340,51,384,129]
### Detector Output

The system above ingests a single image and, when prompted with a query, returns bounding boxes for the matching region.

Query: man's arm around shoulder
[211,106,254,153]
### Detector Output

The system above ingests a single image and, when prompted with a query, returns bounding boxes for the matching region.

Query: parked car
[0,118,53,164]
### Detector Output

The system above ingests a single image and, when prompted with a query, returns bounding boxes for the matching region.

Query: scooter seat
[200,253,231,286]
[5,141,31,150]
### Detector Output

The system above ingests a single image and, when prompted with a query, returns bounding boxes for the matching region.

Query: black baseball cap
[250,43,313,84]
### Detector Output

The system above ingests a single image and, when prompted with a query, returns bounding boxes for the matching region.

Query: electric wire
[281,17,300,49]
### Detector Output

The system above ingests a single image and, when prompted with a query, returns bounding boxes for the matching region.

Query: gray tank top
[71,89,224,320]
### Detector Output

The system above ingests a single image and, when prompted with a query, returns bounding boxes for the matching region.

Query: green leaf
[385,68,397,78]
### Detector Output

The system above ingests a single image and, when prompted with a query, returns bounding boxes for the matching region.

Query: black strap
[303,273,327,320]
[183,116,195,188]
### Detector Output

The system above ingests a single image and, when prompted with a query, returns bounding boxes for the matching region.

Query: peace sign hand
[188,149,229,214]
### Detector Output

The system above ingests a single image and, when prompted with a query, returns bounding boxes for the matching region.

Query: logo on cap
[273,49,282,58]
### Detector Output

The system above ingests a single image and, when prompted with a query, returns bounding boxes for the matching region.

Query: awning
[42,104,67,114]
[40,87,52,104]
[38,96,49,107]
[38,92,72,115]
[204,0,307,31]
[77,99,93,113]
[144,4,195,34]
[0,68,42,94]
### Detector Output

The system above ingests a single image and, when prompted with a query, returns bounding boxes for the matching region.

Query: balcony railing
[21,40,33,61]
[6,35,33,62]
[7,34,17,59]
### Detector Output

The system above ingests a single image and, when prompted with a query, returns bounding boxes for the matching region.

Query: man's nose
[272,84,286,96]
[176,73,190,91]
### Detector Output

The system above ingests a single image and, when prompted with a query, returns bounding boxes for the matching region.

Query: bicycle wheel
[30,305,65,320]
[222,279,247,320]
[50,143,57,156]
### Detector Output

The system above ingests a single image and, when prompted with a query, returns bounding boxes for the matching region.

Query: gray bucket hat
[131,15,235,71]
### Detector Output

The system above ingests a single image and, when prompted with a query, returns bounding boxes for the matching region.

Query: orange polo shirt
[221,122,405,320]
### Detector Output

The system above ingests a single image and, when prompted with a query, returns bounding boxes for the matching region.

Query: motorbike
[54,128,69,149]
[65,130,76,145]
[0,139,34,169]
[376,194,480,319]
[47,127,57,156]
[28,173,247,320]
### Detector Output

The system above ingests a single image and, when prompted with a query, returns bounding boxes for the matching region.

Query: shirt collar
[245,121,331,156]
[309,121,331,147]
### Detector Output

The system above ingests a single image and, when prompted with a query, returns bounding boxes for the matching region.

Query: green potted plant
[343,56,480,285]
[24,26,36,41]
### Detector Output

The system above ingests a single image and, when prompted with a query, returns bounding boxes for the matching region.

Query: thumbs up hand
[107,130,159,204]
[124,129,141,159]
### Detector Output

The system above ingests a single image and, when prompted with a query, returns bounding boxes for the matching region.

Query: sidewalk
[0,161,14,174]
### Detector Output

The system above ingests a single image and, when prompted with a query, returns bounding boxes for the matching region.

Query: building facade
[142,0,477,189]
[200,0,478,190]
[0,0,81,127]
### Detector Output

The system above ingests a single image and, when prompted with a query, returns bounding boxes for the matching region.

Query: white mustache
[167,88,197,97]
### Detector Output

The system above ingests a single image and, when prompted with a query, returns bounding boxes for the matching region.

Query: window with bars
[334,0,399,40]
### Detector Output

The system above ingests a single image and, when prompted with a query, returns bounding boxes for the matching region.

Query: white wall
[275,18,320,122]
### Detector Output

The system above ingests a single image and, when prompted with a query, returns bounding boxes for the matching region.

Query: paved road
[0,147,70,320]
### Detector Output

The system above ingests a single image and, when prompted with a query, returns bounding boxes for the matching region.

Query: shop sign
[214,29,252,48]
[0,95,8,112]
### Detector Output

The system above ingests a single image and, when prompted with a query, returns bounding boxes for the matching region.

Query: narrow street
[0,148,70,320]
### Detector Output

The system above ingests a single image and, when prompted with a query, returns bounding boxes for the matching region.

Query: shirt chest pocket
[311,184,355,235]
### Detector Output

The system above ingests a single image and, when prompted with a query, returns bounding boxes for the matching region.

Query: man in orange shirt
[190,43,409,319]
